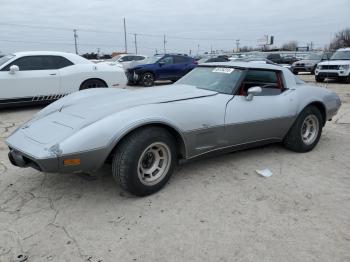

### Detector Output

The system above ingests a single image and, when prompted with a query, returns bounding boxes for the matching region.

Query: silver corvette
[6,62,341,196]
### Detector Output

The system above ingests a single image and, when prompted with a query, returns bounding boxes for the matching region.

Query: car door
[157,56,176,79]
[172,56,191,79]
[224,69,296,146]
[0,55,60,101]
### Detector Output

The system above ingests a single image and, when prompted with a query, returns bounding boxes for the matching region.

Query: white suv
[315,47,350,83]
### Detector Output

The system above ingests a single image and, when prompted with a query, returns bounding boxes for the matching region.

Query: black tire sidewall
[113,128,176,196]
[285,106,323,152]
[141,72,154,87]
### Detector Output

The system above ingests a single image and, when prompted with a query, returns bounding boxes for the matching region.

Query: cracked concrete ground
[0,75,349,262]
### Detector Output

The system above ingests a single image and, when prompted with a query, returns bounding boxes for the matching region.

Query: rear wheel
[112,127,176,196]
[315,76,325,83]
[80,79,107,90]
[140,72,155,87]
[283,106,323,152]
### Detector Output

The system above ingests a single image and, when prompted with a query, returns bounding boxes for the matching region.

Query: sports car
[0,51,127,108]
[6,62,341,196]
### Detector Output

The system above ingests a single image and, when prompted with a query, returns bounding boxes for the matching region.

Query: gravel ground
[0,74,349,262]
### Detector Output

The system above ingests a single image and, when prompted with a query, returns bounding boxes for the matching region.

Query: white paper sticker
[212,67,234,74]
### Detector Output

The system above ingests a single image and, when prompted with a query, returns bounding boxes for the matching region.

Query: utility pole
[163,35,167,54]
[310,41,313,51]
[123,18,127,53]
[134,34,138,54]
[73,29,78,54]
[236,39,240,52]
[155,48,158,55]
[97,48,100,59]
[197,44,200,55]
[210,44,213,54]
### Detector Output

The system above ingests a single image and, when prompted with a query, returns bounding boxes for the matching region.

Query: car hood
[20,85,217,144]
[318,60,350,66]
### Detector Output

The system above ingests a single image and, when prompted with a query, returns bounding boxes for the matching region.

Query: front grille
[321,65,339,70]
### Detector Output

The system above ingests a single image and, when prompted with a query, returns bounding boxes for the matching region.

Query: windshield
[0,54,14,67]
[142,55,163,64]
[331,50,350,60]
[110,55,122,62]
[176,66,244,94]
[305,53,322,60]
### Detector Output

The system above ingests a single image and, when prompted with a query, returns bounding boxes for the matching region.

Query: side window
[160,56,173,64]
[51,56,73,69]
[238,70,283,96]
[2,56,45,71]
[134,56,145,61]
[1,55,69,71]
[174,56,189,64]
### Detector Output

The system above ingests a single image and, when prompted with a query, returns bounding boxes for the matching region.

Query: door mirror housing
[9,65,19,74]
[246,86,262,101]
[158,61,165,66]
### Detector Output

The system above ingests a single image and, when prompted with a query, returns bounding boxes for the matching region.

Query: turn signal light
[63,159,81,166]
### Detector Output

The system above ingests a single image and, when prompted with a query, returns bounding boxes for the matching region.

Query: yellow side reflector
[63,159,81,166]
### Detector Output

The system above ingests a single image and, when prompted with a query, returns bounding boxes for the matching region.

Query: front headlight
[339,64,350,70]
[305,62,313,66]
[316,64,322,69]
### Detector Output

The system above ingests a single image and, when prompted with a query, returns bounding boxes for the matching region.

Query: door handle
[50,73,57,76]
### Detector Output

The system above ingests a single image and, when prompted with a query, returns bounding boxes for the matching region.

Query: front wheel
[112,127,176,196]
[283,106,323,152]
[140,72,155,87]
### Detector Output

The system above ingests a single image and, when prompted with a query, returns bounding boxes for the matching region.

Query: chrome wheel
[301,114,319,145]
[142,73,154,86]
[137,142,171,186]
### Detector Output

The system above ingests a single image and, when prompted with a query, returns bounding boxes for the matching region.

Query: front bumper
[291,65,314,72]
[126,70,140,83]
[6,129,109,174]
[315,69,350,78]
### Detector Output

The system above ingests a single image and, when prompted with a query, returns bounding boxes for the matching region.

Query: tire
[112,127,177,196]
[140,72,155,87]
[80,79,107,90]
[315,76,325,83]
[283,106,323,153]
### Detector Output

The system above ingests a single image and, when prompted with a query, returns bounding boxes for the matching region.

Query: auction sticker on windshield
[212,67,234,74]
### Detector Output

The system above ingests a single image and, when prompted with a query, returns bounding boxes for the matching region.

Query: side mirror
[159,61,165,66]
[9,65,19,74]
[246,86,262,101]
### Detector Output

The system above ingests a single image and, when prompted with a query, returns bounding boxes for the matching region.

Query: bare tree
[329,28,350,50]
[281,41,298,51]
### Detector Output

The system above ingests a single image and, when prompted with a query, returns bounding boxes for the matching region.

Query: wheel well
[307,102,326,125]
[80,78,108,90]
[107,123,187,162]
